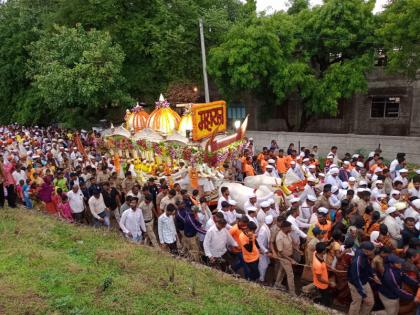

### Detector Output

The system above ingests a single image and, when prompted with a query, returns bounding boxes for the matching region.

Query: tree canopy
[377,0,420,79]
[0,0,245,127]
[209,0,379,129]
[27,24,130,127]
[0,0,418,128]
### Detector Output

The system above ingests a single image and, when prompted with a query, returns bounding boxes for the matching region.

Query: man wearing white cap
[70,146,81,162]
[266,159,280,178]
[383,207,402,247]
[299,177,317,204]
[301,158,312,177]
[257,200,271,227]
[326,167,342,189]
[263,164,276,178]
[351,161,364,181]
[227,199,240,224]
[299,195,317,224]
[371,180,385,200]
[244,193,257,214]
[257,215,273,282]
[370,166,383,183]
[218,201,234,228]
[388,190,401,207]
[245,206,259,230]
[267,198,279,219]
[339,161,351,182]
[394,168,409,189]
[286,160,304,181]
[329,185,342,209]
[347,176,357,191]
[307,164,317,177]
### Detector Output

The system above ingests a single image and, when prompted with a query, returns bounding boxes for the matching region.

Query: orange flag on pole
[74,134,87,159]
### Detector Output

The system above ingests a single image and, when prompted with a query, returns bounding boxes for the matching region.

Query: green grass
[0,207,324,315]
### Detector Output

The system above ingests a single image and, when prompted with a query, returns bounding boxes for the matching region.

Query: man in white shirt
[119,197,146,243]
[409,176,420,198]
[244,194,258,214]
[158,204,178,254]
[257,215,273,282]
[246,206,259,230]
[217,187,232,210]
[12,165,27,184]
[257,200,271,227]
[287,161,304,180]
[267,198,280,219]
[299,195,317,224]
[389,153,405,179]
[67,184,85,223]
[218,201,234,228]
[371,180,385,200]
[394,168,409,189]
[299,177,317,203]
[328,146,340,165]
[388,190,401,207]
[88,189,110,228]
[160,189,177,213]
[263,165,277,177]
[127,185,144,203]
[404,199,420,221]
[203,218,237,267]
[267,159,281,178]
[287,207,308,247]
[350,162,364,181]
[326,168,342,188]
[383,207,402,247]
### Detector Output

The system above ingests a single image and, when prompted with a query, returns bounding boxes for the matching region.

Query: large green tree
[27,24,131,127]
[49,0,246,103]
[0,0,57,124]
[0,0,247,126]
[377,0,420,79]
[208,0,377,130]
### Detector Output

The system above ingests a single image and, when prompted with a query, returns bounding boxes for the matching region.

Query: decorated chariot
[101,94,248,199]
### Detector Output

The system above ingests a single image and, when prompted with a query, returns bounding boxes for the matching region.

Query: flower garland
[103,136,244,166]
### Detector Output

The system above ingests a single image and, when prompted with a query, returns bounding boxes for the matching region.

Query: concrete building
[228,68,420,137]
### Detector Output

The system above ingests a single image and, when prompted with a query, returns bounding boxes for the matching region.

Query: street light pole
[199,18,210,103]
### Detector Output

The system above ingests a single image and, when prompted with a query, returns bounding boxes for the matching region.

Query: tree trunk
[298,106,311,131]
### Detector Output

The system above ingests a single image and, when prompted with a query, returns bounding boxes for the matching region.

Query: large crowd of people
[1,125,420,314]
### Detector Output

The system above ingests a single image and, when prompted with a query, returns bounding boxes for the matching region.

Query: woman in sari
[334,238,354,305]
[38,177,56,214]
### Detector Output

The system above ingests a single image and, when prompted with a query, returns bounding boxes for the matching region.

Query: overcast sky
[255,0,389,14]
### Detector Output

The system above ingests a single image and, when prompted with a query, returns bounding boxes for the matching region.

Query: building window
[228,105,246,120]
[371,96,400,118]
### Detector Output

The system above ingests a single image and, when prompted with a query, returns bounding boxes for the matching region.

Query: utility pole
[199,18,210,103]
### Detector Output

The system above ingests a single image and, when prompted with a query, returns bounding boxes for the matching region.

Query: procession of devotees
[1,124,419,315]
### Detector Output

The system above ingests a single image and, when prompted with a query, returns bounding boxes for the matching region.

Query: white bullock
[219,182,279,212]
[243,175,282,192]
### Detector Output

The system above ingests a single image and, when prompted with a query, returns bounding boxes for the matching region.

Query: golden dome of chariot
[146,94,181,135]
[177,105,193,138]
[125,103,149,132]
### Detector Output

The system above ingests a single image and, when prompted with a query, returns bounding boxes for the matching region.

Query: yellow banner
[192,101,227,141]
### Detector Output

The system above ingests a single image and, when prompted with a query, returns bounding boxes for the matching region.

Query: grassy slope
[0,208,325,315]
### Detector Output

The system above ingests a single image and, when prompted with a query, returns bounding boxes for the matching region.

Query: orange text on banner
[192,101,227,142]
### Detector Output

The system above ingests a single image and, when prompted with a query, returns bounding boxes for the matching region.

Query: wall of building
[246,130,420,165]
[240,68,419,136]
